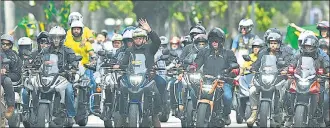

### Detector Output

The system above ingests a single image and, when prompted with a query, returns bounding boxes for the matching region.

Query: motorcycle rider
[169,36,183,57]
[113,19,163,127]
[17,37,33,59]
[64,20,97,115]
[319,38,329,55]
[231,19,259,68]
[113,26,136,62]
[247,32,295,125]
[92,31,112,53]
[111,34,123,54]
[0,34,22,119]
[194,28,238,125]
[180,24,207,64]
[66,12,94,43]
[290,35,329,126]
[290,21,329,41]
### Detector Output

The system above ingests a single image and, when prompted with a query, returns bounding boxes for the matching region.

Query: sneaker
[224,115,231,125]
[246,110,258,125]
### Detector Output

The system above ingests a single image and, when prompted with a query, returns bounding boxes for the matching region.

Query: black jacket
[195,48,237,77]
[2,49,23,81]
[31,46,78,72]
[251,46,295,72]
[179,44,200,67]
[119,30,161,71]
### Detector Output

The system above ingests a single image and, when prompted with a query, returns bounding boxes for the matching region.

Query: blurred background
[0,1,329,48]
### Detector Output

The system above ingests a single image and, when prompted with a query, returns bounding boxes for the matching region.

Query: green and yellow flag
[284,25,319,49]
[59,2,71,29]
[43,1,57,22]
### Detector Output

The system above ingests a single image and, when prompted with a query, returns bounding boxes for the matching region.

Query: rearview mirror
[97,51,106,56]
[75,56,83,61]
[229,63,239,69]
[243,55,251,61]
[162,49,170,55]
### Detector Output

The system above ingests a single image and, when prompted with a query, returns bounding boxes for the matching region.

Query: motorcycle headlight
[202,84,213,92]
[297,79,311,90]
[261,74,275,85]
[129,75,143,86]
[189,73,201,83]
[95,77,101,84]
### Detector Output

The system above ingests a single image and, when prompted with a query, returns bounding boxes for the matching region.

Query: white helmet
[68,12,83,25]
[71,20,84,37]
[298,30,315,41]
[49,26,66,46]
[111,34,123,41]
[122,30,134,39]
[160,36,169,45]
[238,18,254,33]
[18,37,33,46]
[132,28,147,38]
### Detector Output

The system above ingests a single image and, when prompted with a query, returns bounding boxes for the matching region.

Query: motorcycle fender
[198,101,213,112]
[39,99,51,104]
[128,80,156,94]
[260,91,273,102]
[14,92,21,103]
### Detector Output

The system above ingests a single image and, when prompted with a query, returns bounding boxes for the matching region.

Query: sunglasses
[1,42,12,47]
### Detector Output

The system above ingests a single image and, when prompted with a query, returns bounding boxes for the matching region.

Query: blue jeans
[22,83,76,117]
[169,78,184,105]
[154,75,167,95]
[84,69,96,110]
[223,83,233,116]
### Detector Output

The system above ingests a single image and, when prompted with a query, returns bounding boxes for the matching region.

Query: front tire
[186,100,193,127]
[36,104,50,127]
[196,103,210,127]
[294,105,306,127]
[128,104,139,127]
[159,91,170,122]
[259,101,270,127]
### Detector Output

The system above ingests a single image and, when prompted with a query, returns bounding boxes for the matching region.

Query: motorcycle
[0,57,11,127]
[289,56,324,127]
[233,55,253,124]
[195,63,239,127]
[25,52,82,127]
[94,50,124,127]
[250,55,287,127]
[7,74,24,127]
[73,62,96,126]
[117,54,163,127]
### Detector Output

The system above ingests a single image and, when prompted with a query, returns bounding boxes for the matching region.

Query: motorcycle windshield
[259,55,278,74]
[296,57,316,79]
[40,54,59,76]
[128,53,147,74]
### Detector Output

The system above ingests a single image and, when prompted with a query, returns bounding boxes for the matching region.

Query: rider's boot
[246,109,258,125]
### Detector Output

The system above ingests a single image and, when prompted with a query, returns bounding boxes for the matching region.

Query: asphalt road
[8,110,252,127]
[72,110,249,127]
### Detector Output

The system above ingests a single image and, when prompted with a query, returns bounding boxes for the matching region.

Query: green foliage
[88,1,136,20]
[286,1,302,24]
[246,3,276,32]
[208,1,228,18]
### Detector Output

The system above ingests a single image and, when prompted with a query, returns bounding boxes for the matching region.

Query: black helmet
[316,21,329,37]
[37,31,50,44]
[264,28,282,41]
[319,38,329,49]
[301,35,319,56]
[193,34,208,50]
[208,27,225,49]
[189,24,206,40]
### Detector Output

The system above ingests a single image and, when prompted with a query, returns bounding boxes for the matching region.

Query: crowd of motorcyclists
[0,11,329,127]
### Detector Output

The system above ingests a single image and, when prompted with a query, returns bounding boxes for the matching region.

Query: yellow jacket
[242,53,258,75]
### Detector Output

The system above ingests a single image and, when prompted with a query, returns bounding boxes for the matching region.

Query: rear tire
[259,101,270,127]
[159,91,170,122]
[196,103,209,127]
[186,100,193,127]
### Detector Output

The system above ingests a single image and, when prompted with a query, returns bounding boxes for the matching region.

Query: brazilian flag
[17,16,37,37]
[284,25,319,49]
[59,2,71,29]
[43,1,57,22]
